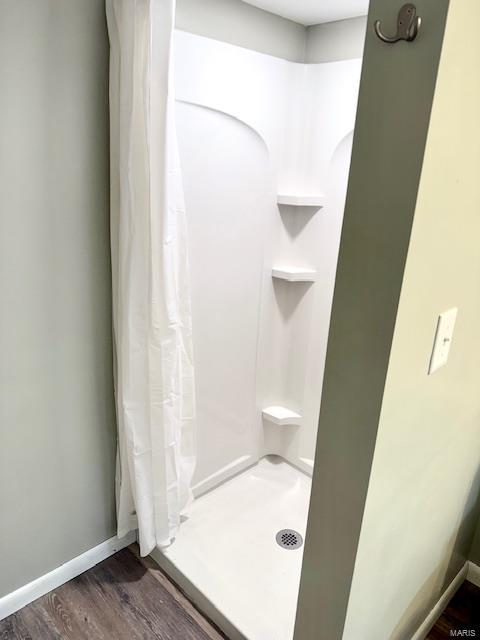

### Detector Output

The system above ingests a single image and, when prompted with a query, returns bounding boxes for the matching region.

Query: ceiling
[241,0,370,25]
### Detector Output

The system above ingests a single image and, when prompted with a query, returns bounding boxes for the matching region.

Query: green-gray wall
[0,0,116,598]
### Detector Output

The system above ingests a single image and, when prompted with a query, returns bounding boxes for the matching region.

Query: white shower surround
[174,30,362,491]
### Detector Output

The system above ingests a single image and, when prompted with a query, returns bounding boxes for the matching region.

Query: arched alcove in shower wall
[174,29,363,491]
[176,102,277,494]
[175,30,294,494]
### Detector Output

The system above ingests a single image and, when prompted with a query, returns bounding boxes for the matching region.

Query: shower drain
[276,529,303,550]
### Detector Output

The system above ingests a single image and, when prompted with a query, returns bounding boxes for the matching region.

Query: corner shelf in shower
[272,266,317,282]
[262,406,302,426]
[277,194,325,208]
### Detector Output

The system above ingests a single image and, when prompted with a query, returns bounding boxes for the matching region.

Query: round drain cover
[276,529,303,550]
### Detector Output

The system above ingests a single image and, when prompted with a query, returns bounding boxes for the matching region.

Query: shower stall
[150,9,368,639]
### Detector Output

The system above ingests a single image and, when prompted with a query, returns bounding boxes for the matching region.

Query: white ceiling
[241,0,370,26]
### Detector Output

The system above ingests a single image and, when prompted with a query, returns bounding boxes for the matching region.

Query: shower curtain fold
[106,0,196,556]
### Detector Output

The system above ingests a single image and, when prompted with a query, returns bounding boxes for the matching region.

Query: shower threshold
[151,456,311,640]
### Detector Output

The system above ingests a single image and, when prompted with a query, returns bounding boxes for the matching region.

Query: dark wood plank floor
[427,580,480,639]
[0,546,226,640]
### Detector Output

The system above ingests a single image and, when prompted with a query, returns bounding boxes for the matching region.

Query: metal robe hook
[374,3,422,43]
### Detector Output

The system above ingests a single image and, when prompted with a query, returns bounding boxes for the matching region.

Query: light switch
[428,308,458,374]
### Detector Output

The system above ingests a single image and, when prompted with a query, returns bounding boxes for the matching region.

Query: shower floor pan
[151,456,311,640]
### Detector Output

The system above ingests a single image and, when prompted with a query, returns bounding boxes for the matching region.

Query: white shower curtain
[106,0,196,556]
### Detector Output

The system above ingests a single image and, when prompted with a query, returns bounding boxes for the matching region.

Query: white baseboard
[411,562,468,640]
[467,561,480,588]
[0,531,136,622]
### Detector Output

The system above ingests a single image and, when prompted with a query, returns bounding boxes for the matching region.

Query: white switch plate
[428,308,458,374]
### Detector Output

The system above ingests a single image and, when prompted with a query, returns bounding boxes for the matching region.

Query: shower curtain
[106,0,196,556]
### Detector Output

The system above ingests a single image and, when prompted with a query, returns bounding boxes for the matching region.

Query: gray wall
[470,519,480,565]
[294,1,450,638]
[305,16,367,63]
[343,1,480,636]
[176,0,368,64]
[176,0,306,62]
[0,0,116,598]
